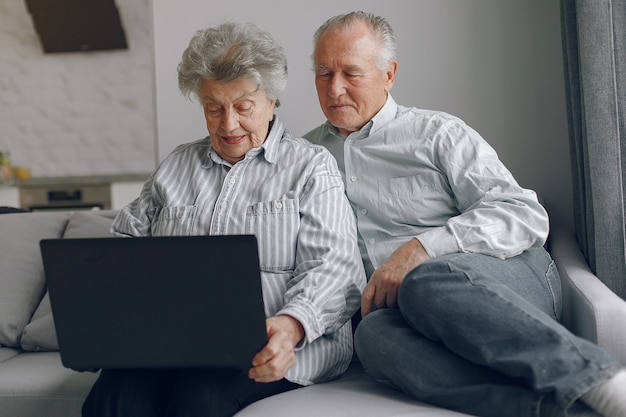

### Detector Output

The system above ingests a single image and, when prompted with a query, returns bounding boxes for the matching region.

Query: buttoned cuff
[415,226,461,259]
[276,301,322,351]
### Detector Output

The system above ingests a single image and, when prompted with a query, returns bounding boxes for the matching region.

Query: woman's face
[200,77,276,164]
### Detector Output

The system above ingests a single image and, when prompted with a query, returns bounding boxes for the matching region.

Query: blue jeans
[354,248,621,417]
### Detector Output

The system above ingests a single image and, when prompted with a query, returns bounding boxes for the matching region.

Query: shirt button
[350,176,357,182]
[348,139,355,145]
[220,202,227,210]
[361,209,368,215]
[275,202,283,210]
[229,178,235,185]
[369,238,375,244]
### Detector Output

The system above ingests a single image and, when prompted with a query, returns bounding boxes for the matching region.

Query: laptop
[39,235,267,373]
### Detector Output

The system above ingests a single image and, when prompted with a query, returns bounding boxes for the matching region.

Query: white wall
[152,0,573,228]
[0,0,156,178]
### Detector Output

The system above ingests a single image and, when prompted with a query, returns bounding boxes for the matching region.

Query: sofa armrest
[549,227,626,366]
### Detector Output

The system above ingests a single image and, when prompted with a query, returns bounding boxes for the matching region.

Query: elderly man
[304,11,626,417]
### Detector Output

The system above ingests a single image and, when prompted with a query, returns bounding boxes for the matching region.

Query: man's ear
[385,61,398,93]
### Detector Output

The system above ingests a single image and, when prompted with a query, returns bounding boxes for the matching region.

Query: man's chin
[329,120,359,134]
[326,115,355,129]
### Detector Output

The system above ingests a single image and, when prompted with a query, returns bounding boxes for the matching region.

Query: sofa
[1,210,625,417]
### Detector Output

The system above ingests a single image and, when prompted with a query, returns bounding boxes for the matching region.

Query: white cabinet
[0,187,19,208]
[1,176,147,211]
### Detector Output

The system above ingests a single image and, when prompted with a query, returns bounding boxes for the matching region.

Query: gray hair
[178,22,287,107]
[312,11,397,72]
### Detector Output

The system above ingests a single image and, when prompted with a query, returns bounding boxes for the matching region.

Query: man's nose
[328,74,346,98]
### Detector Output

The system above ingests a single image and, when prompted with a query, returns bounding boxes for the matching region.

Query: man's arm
[419,119,549,260]
[361,238,430,317]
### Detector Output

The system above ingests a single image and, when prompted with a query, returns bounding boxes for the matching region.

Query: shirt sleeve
[275,148,366,345]
[111,173,159,237]
[416,119,549,260]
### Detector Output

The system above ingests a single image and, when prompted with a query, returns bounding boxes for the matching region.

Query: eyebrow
[202,84,260,104]
[316,64,362,72]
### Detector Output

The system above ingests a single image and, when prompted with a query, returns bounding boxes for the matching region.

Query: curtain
[561,0,626,299]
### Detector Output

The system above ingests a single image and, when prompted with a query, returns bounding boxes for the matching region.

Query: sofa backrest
[0,211,117,351]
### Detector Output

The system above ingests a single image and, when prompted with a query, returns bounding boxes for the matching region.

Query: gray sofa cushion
[235,363,472,417]
[20,211,116,352]
[0,347,20,364]
[20,295,57,352]
[61,211,117,239]
[0,212,70,348]
[0,352,99,416]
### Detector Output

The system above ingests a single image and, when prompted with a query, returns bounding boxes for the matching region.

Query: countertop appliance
[19,183,111,211]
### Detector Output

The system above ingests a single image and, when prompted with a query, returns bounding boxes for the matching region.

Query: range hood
[25,0,128,53]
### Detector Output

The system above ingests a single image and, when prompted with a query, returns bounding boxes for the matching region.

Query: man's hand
[361,238,430,317]
[248,315,304,383]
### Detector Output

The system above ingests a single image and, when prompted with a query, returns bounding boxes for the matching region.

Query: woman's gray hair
[312,11,396,72]
[178,22,288,107]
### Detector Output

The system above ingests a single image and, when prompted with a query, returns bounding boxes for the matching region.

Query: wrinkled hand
[248,315,304,383]
[361,238,430,317]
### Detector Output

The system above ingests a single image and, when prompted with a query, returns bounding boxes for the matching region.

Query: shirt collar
[368,95,397,136]
[324,95,398,139]
[258,116,284,164]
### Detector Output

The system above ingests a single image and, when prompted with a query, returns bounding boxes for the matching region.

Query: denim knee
[354,310,407,371]
[354,309,388,363]
[397,259,463,320]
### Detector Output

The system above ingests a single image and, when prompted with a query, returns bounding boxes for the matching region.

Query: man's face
[314,22,397,136]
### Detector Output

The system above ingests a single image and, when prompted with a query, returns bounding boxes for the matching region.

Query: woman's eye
[205,107,222,116]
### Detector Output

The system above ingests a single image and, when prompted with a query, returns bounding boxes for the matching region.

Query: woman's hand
[361,238,430,317]
[248,315,304,382]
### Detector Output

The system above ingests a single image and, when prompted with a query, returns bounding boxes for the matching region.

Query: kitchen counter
[1,174,150,210]
[14,173,150,188]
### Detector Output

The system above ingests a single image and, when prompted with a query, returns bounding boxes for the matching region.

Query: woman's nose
[221,109,239,132]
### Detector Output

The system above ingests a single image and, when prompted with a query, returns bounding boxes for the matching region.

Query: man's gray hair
[312,11,397,72]
[178,22,288,107]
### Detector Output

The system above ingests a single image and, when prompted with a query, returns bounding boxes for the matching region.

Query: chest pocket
[151,205,197,236]
[245,199,300,271]
[378,173,457,226]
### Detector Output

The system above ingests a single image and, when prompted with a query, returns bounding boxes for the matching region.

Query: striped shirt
[111,117,365,386]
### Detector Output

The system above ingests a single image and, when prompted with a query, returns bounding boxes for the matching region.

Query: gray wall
[152,0,572,229]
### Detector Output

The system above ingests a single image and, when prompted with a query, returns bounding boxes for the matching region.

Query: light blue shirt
[112,117,366,386]
[305,96,549,278]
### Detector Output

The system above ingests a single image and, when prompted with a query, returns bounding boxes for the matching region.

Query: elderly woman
[81,22,365,417]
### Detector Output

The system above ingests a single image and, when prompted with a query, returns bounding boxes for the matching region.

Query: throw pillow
[20,294,57,351]
[62,210,118,239]
[20,211,117,351]
[0,212,70,348]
